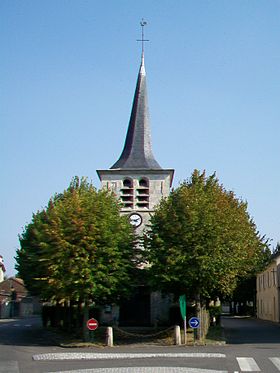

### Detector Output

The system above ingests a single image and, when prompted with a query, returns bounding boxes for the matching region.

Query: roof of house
[0,277,28,296]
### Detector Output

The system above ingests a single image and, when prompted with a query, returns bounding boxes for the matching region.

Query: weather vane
[137,18,149,55]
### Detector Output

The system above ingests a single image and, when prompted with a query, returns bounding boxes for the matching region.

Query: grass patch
[45,324,225,347]
[205,325,225,345]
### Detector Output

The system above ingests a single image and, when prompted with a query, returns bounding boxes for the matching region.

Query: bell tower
[97,22,174,233]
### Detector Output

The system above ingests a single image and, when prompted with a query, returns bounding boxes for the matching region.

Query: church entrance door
[119,286,151,326]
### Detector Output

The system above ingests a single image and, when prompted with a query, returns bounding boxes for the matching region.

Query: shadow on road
[222,316,280,344]
[2,315,280,347]
[0,316,62,346]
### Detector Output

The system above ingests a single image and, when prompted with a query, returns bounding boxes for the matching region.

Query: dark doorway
[119,286,151,326]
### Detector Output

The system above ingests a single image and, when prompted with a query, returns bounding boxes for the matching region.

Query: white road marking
[236,357,260,371]
[33,352,226,361]
[46,368,228,373]
[0,360,19,373]
[270,357,280,370]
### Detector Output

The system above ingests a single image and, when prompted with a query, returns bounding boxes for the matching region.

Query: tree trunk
[195,293,201,341]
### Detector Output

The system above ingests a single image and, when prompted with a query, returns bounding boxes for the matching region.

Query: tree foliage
[16,177,135,304]
[144,170,270,300]
[272,242,280,257]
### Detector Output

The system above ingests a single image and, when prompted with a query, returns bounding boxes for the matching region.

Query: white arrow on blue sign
[188,317,200,328]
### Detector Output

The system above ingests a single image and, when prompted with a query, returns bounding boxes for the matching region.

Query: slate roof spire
[110,23,161,170]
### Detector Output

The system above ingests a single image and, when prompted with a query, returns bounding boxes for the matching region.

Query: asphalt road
[222,315,280,344]
[1,316,280,372]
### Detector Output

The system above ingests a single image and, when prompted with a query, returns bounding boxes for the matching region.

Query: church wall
[150,291,173,326]
[99,171,172,208]
[97,171,174,325]
[98,170,173,235]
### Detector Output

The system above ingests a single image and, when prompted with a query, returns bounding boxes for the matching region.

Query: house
[0,277,40,318]
[256,253,280,322]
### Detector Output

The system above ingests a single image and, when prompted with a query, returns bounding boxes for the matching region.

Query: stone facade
[256,254,280,322]
[97,169,173,235]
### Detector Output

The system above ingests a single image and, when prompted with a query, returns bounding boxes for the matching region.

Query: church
[96,25,175,326]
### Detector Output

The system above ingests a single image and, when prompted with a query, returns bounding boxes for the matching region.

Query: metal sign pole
[183,316,187,344]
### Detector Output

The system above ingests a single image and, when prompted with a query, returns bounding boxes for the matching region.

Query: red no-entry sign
[87,318,99,331]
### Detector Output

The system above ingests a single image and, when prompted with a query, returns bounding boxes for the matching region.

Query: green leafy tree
[272,242,280,256]
[16,177,135,329]
[145,170,270,302]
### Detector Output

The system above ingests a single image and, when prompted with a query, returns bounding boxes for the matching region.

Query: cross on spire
[137,18,149,57]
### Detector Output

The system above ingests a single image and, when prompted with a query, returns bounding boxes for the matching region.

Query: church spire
[110,21,161,170]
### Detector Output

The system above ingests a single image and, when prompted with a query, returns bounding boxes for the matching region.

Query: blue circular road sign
[189,317,200,328]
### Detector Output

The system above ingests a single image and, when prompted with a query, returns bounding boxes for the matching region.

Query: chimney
[0,255,6,283]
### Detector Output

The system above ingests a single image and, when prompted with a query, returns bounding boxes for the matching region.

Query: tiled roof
[0,277,27,295]
[111,54,161,170]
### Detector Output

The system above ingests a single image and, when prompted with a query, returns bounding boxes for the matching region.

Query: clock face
[129,213,142,227]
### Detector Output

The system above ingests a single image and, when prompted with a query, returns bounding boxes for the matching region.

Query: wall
[256,256,280,322]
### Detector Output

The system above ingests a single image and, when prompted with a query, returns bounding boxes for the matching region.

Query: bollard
[174,325,181,345]
[106,326,113,347]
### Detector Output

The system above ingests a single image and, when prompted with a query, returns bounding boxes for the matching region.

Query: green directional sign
[179,294,186,320]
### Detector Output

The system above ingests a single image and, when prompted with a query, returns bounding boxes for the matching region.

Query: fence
[103,309,210,346]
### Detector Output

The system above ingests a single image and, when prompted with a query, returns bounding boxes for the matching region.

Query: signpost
[189,316,200,329]
[87,318,99,331]
[189,316,200,344]
[86,318,99,342]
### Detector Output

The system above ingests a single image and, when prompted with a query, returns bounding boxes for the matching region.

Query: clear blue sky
[1,0,279,276]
